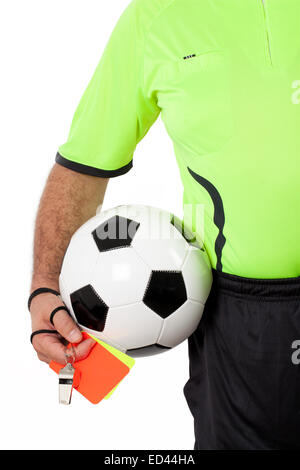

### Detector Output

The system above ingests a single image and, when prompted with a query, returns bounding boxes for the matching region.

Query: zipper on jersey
[260,0,273,65]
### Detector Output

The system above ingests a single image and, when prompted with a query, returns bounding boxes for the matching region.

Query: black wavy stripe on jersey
[187,167,226,272]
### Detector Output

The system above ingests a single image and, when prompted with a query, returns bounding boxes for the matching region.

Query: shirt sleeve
[56,0,161,177]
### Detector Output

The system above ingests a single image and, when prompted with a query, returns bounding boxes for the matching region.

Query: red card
[50,332,130,404]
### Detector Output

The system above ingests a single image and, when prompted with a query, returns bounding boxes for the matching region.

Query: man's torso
[143,0,300,278]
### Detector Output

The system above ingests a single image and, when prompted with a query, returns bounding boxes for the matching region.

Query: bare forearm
[31,163,108,291]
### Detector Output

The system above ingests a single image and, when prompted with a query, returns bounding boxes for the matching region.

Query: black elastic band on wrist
[28,287,60,311]
[30,329,59,344]
[50,306,71,326]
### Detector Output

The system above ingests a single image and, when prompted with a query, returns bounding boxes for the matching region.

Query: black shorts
[183,269,300,450]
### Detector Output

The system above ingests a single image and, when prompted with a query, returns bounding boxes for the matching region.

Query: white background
[0,1,195,450]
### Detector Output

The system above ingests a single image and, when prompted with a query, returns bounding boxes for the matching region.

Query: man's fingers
[29,292,95,365]
[32,332,67,364]
[52,309,82,343]
[34,332,96,364]
[30,293,81,343]
[73,337,96,361]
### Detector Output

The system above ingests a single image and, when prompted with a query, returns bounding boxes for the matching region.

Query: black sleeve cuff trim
[55,153,133,178]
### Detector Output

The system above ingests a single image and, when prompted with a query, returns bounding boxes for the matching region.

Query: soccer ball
[59,205,212,357]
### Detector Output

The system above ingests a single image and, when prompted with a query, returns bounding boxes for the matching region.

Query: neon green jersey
[57,0,300,279]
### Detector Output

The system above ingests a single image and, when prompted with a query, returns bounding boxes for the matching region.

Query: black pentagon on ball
[143,271,187,318]
[92,215,140,252]
[70,284,108,332]
[170,214,204,251]
[127,343,171,358]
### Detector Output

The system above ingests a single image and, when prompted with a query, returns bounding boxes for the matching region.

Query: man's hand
[30,292,96,364]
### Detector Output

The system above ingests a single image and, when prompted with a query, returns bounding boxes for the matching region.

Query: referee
[29,0,300,449]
